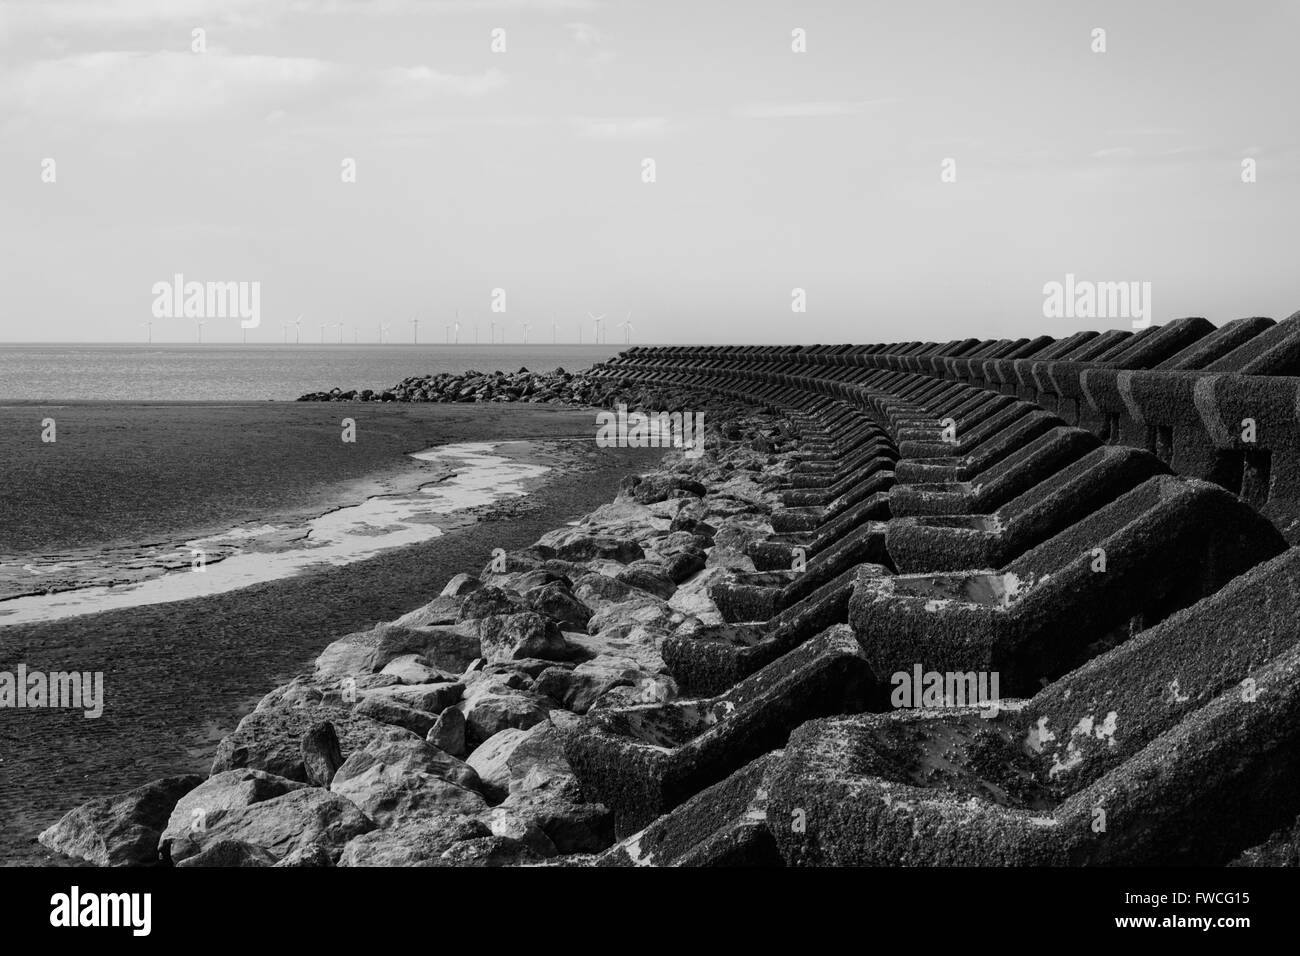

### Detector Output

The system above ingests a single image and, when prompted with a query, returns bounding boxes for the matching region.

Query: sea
[0,343,627,402]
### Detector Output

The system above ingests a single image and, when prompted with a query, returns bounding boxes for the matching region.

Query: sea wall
[40,318,1300,866]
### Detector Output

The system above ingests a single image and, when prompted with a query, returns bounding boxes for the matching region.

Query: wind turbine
[411,316,419,344]
[454,311,460,344]
[334,322,344,345]
[617,312,633,344]
[521,321,531,344]
[588,312,606,344]
[141,321,152,344]
[320,323,327,344]
[489,320,496,345]
[195,320,206,344]
[379,323,390,344]
[286,314,301,344]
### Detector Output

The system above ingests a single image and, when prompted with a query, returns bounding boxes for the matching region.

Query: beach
[0,400,662,864]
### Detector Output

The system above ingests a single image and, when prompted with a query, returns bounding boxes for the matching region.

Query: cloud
[0,0,274,33]
[0,50,506,123]
[0,0,601,36]
[570,116,666,140]
[1103,127,1184,137]
[1090,147,1138,161]
[734,100,894,119]
[565,21,606,45]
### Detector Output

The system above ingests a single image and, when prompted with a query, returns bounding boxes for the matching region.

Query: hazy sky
[1,0,1296,344]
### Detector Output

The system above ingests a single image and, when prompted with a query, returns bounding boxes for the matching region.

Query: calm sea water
[0,344,627,401]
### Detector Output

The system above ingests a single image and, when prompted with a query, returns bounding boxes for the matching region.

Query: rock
[427,707,467,757]
[366,624,481,674]
[572,573,637,610]
[334,733,480,793]
[391,594,463,628]
[174,839,278,868]
[457,586,526,622]
[440,573,483,597]
[378,655,457,686]
[669,512,717,537]
[532,665,632,714]
[459,690,553,747]
[274,842,335,867]
[257,677,330,710]
[497,790,615,854]
[666,565,728,622]
[313,628,380,681]
[483,807,560,857]
[616,562,678,599]
[514,569,571,592]
[586,598,682,636]
[525,581,592,630]
[160,769,308,860]
[477,612,568,663]
[465,722,574,803]
[301,721,344,788]
[555,535,645,564]
[37,774,203,867]
[210,704,394,782]
[355,695,438,737]
[624,473,707,504]
[438,836,542,866]
[167,788,372,865]
[338,815,490,866]
[331,734,485,827]
[362,681,464,715]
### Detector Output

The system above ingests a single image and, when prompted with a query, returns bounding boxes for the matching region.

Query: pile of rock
[296,363,683,407]
[37,411,802,866]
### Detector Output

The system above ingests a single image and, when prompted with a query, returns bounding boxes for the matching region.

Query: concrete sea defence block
[853,476,1286,695]
[565,625,880,837]
[770,547,1300,866]
[663,565,875,695]
[597,752,783,867]
[887,444,1166,573]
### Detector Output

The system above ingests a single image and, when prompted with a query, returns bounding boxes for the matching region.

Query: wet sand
[0,402,661,865]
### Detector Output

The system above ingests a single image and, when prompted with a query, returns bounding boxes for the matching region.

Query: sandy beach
[0,401,661,864]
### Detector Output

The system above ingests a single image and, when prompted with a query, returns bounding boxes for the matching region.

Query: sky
[0,0,1297,344]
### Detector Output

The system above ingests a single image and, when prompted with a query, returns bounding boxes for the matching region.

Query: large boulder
[160,769,307,860]
[427,706,467,757]
[166,787,371,864]
[477,612,568,663]
[457,586,526,622]
[355,694,438,737]
[301,720,345,788]
[616,561,678,599]
[525,582,592,630]
[554,535,645,564]
[572,573,638,611]
[174,840,279,868]
[338,815,489,866]
[330,734,485,827]
[465,721,574,803]
[37,774,203,866]
[438,836,543,867]
[210,703,396,782]
[366,624,481,674]
[360,681,464,715]
[458,686,553,748]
